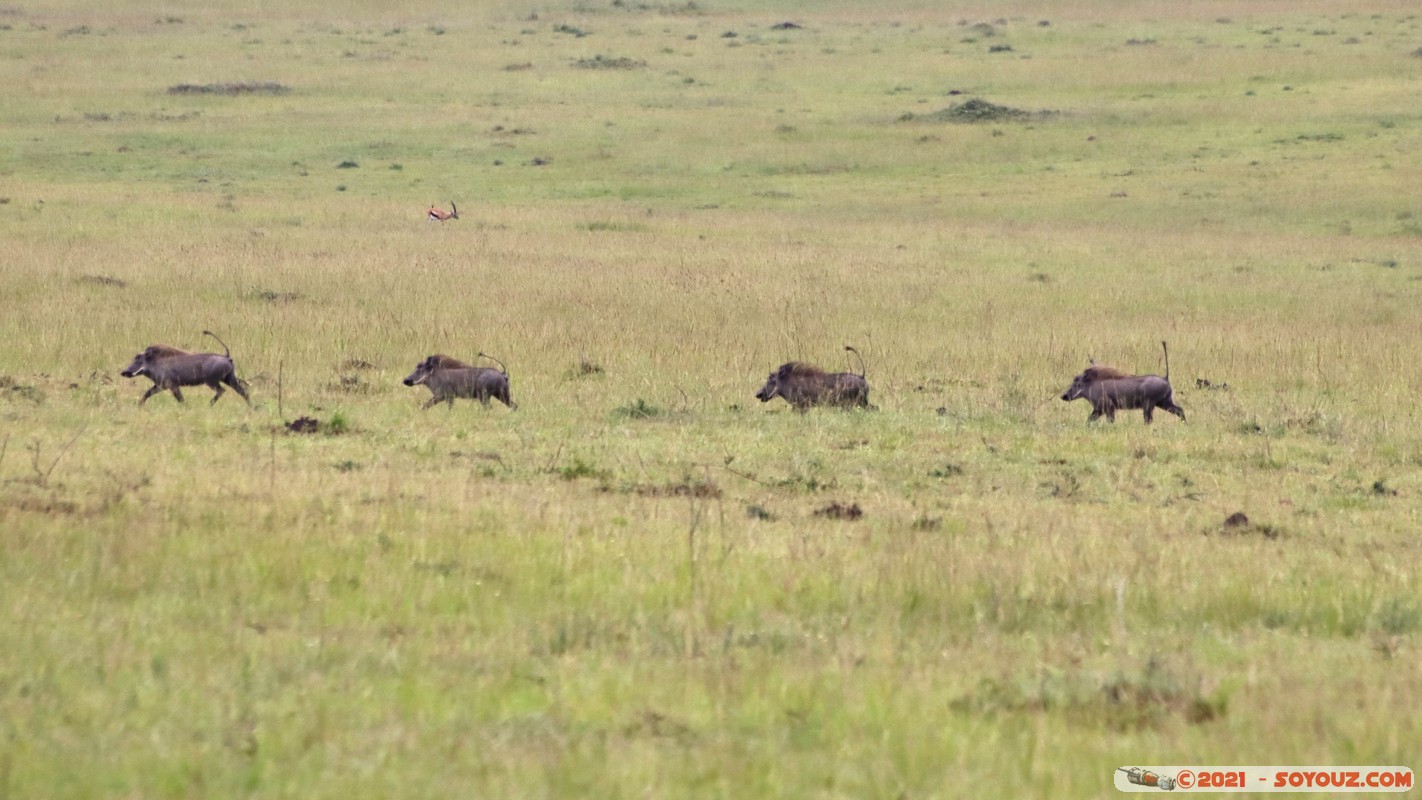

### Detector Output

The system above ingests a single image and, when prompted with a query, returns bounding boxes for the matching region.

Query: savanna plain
[2,0,1421,797]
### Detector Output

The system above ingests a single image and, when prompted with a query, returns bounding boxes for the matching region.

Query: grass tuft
[166,81,289,95]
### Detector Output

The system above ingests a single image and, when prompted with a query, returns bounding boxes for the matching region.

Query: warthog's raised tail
[844,344,866,379]
[477,351,509,376]
[203,330,232,360]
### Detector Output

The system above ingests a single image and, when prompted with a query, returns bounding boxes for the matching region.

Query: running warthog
[1060,341,1185,424]
[755,345,870,412]
[403,352,515,410]
[120,330,252,407]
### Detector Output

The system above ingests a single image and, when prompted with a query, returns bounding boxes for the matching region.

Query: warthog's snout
[754,376,776,403]
[120,354,147,379]
[403,360,434,387]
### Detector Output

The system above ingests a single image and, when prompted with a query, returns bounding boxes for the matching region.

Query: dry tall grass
[1,1,1420,797]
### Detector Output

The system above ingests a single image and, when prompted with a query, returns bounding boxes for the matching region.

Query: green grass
[2,1,1421,797]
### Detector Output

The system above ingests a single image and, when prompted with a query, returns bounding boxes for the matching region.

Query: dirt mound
[903,98,1051,124]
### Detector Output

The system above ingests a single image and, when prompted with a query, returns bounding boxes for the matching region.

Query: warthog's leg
[138,385,164,406]
[1087,408,1103,422]
[421,396,442,410]
[1143,404,1154,424]
[224,374,252,406]
[170,385,186,403]
[1164,402,1185,421]
[209,381,226,405]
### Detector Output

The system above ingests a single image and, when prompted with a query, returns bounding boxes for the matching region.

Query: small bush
[929,463,964,478]
[745,504,775,521]
[2,376,46,404]
[815,502,863,520]
[77,274,126,288]
[951,658,1226,730]
[570,356,604,378]
[247,287,303,303]
[613,398,661,419]
[573,55,645,70]
[557,457,605,481]
[1371,598,1420,635]
[579,221,647,233]
[166,82,289,96]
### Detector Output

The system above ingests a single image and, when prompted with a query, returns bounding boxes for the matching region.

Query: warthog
[403,352,516,410]
[755,345,870,412]
[1060,341,1185,424]
[120,330,252,407]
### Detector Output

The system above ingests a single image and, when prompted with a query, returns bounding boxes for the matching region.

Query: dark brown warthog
[1060,341,1185,424]
[403,352,516,410]
[755,345,870,412]
[120,330,252,407]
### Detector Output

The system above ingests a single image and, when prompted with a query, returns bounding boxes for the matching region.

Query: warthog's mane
[778,361,827,378]
[1081,365,1132,381]
[426,354,472,370]
[145,344,192,359]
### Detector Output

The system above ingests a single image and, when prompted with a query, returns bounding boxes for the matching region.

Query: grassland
[2,0,1421,797]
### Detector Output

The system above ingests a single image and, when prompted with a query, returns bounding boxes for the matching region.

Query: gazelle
[427,201,458,222]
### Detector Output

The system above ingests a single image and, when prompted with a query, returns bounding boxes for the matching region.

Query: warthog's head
[1060,365,1130,401]
[403,357,437,386]
[403,354,467,386]
[120,345,185,379]
[755,363,798,403]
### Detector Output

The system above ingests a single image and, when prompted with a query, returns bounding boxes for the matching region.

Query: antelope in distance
[427,202,458,222]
